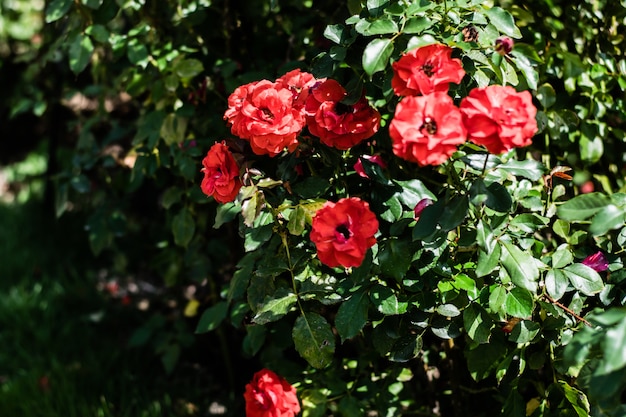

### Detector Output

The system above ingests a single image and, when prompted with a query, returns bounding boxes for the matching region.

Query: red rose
[276,69,318,110]
[200,141,242,204]
[244,369,300,417]
[224,80,305,157]
[310,197,379,268]
[460,85,538,154]
[391,44,465,96]
[305,79,381,150]
[389,92,467,166]
[354,154,387,178]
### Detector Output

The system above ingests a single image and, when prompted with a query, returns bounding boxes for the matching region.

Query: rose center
[334,224,352,243]
[261,108,274,120]
[421,62,435,77]
[420,117,437,135]
[334,102,353,115]
[253,390,273,410]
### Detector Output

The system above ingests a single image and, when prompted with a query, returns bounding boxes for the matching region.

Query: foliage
[1,0,626,416]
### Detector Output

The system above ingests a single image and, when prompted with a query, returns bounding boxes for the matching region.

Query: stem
[543,294,592,327]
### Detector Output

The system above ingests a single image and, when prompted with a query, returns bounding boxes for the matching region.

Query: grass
[0,156,242,416]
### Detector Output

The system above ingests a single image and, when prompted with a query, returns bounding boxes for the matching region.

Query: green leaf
[228,253,256,302]
[497,159,545,181]
[242,325,266,357]
[335,288,369,342]
[370,284,407,315]
[597,318,626,375]
[394,179,435,208]
[470,180,512,212]
[83,0,103,9]
[403,16,433,34]
[505,287,534,318]
[253,289,298,325]
[466,342,507,381]
[365,19,398,35]
[557,192,611,221]
[439,195,469,231]
[508,320,540,343]
[511,53,539,90]
[174,59,204,79]
[378,238,411,281]
[502,390,525,417]
[195,301,228,333]
[214,202,241,229]
[86,24,109,43]
[563,264,604,296]
[293,312,335,369]
[537,83,556,109]
[323,24,347,44]
[362,38,394,76]
[69,34,94,74]
[287,205,309,235]
[551,244,574,269]
[500,241,539,292]
[463,304,493,344]
[545,269,569,300]
[127,39,149,66]
[172,208,195,247]
[389,334,422,362]
[45,0,73,22]
[437,304,461,317]
[485,7,522,38]
[589,204,625,236]
[489,285,507,316]
[558,381,591,417]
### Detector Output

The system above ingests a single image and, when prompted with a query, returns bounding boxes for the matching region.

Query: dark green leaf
[335,288,369,342]
[214,202,241,229]
[242,325,266,357]
[389,334,422,362]
[69,34,94,74]
[370,284,407,315]
[362,38,394,76]
[502,390,525,417]
[463,304,493,344]
[86,24,109,43]
[597,318,626,376]
[172,208,195,247]
[508,320,540,343]
[394,179,435,208]
[293,312,335,369]
[195,301,228,333]
[465,342,507,381]
[558,381,590,417]
[537,83,556,109]
[403,16,432,34]
[505,287,534,318]
[127,39,149,66]
[365,19,398,35]
[439,195,469,231]
[378,238,411,281]
[500,241,539,292]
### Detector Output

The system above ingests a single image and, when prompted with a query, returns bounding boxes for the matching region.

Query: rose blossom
[391,44,465,96]
[460,85,538,154]
[389,92,467,166]
[582,251,609,272]
[276,69,318,110]
[244,369,300,417]
[310,197,379,268]
[354,154,387,178]
[305,79,381,150]
[200,141,242,204]
[224,80,305,157]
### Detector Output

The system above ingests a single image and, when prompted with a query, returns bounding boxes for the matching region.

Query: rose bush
[39,0,626,415]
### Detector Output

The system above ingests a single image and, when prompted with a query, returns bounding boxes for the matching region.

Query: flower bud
[495,36,514,55]
[582,251,609,272]
[413,198,433,220]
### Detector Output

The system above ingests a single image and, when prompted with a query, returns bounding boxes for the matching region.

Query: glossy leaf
[500,241,539,292]
[485,7,522,38]
[45,0,73,22]
[362,38,394,76]
[505,287,534,318]
[463,304,493,344]
[557,192,611,221]
[563,264,604,296]
[253,289,298,325]
[589,204,625,236]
